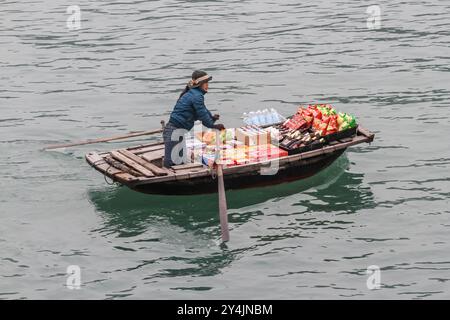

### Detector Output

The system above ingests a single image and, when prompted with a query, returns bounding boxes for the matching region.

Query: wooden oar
[43,121,165,150]
[215,130,230,242]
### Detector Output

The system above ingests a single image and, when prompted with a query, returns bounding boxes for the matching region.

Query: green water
[1,0,449,299]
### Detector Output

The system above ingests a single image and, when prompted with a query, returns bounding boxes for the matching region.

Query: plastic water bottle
[253,111,261,125]
[258,110,265,125]
[267,108,275,124]
[271,108,280,123]
[259,109,265,125]
[262,109,270,125]
[268,108,274,123]
[242,112,248,124]
[247,111,255,125]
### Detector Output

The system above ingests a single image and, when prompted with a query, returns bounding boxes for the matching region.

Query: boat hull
[86,126,374,196]
[131,149,346,195]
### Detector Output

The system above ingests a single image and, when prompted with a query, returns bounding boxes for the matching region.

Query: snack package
[318,118,330,136]
[196,128,235,145]
[236,126,271,146]
[326,116,339,135]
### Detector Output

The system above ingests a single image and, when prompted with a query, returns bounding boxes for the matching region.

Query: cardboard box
[236,127,271,146]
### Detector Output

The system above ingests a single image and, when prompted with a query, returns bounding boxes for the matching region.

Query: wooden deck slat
[126,141,164,152]
[174,168,208,175]
[141,149,165,162]
[110,151,155,177]
[86,152,139,181]
[104,156,142,177]
[171,163,205,171]
[86,153,122,175]
[358,127,375,141]
[115,173,139,182]
[189,170,211,178]
[338,137,353,143]
[173,169,209,180]
[133,144,165,155]
[117,149,168,176]
[94,160,122,175]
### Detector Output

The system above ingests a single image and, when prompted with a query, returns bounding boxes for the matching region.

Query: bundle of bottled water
[243,108,286,126]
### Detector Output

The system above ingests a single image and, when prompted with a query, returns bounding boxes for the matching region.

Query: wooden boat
[85,127,375,195]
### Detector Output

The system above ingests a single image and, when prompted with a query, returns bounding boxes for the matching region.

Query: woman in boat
[163,70,225,167]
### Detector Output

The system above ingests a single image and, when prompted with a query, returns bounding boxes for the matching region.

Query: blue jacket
[169,87,215,130]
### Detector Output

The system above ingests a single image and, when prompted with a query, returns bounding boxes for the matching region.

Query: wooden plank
[86,152,106,166]
[189,170,210,178]
[174,167,208,175]
[358,126,375,142]
[117,149,168,176]
[338,137,353,143]
[126,141,164,152]
[285,135,369,162]
[86,152,153,183]
[171,163,204,171]
[175,173,191,181]
[133,144,165,155]
[141,149,165,162]
[115,172,139,182]
[157,166,174,175]
[104,156,142,177]
[94,160,122,175]
[133,174,176,184]
[173,166,209,180]
[86,152,123,175]
[323,145,337,154]
[223,162,262,175]
[110,151,155,177]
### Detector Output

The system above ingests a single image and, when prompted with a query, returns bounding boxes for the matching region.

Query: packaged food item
[312,117,322,130]
[195,128,236,145]
[311,107,322,120]
[196,103,357,161]
[246,144,288,161]
[185,137,206,149]
[326,115,339,135]
[273,103,358,154]
[336,113,356,131]
[318,118,330,136]
[236,126,271,146]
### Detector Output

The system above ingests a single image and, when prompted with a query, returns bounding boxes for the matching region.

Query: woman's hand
[213,124,225,131]
[212,114,220,121]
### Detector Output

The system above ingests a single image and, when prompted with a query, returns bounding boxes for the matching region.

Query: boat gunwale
[85,126,375,187]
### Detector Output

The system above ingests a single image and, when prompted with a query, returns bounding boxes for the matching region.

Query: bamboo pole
[43,121,165,150]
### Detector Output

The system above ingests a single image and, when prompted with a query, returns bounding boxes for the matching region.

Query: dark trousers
[163,122,187,167]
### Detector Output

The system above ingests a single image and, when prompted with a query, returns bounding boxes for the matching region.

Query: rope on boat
[104,165,117,185]
[211,166,217,180]
[92,159,120,186]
